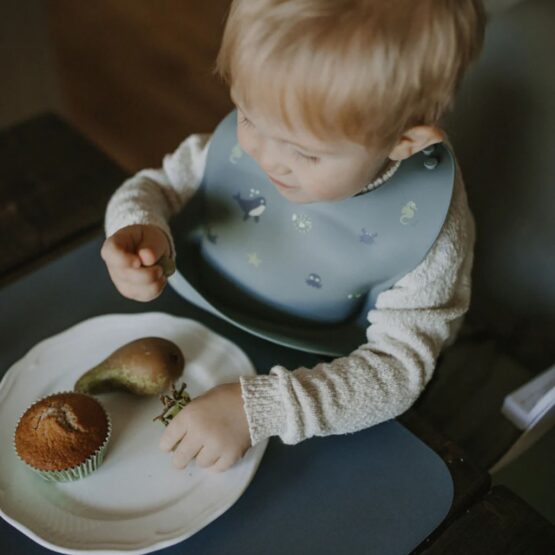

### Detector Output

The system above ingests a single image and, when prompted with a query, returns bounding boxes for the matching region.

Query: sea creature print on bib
[359,228,378,245]
[247,253,262,268]
[229,143,243,164]
[305,273,322,289]
[400,201,417,225]
[233,189,267,222]
[292,213,313,233]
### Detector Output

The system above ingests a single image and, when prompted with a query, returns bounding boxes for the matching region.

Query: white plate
[0,312,267,554]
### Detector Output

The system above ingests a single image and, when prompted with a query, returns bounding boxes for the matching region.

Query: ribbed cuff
[240,374,286,445]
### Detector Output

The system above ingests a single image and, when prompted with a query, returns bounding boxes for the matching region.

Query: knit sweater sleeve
[240,164,475,445]
[104,133,211,253]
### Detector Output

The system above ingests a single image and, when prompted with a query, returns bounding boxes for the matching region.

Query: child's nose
[254,137,289,176]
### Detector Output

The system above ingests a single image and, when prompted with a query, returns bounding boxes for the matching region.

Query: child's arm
[240,166,474,445]
[159,165,474,472]
[101,134,211,300]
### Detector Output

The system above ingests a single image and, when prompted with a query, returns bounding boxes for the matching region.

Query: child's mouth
[268,175,297,190]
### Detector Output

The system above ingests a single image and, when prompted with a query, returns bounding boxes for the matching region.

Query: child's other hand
[159,383,251,473]
[101,224,171,301]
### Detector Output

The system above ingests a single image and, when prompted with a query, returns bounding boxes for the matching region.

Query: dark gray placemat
[0,236,453,555]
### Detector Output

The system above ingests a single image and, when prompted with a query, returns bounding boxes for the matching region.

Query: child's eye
[294,150,320,164]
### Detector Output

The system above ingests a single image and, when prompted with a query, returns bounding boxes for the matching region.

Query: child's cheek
[304,179,335,201]
[302,167,336,198]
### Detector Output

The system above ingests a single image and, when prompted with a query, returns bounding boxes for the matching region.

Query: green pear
[75,337,185,395]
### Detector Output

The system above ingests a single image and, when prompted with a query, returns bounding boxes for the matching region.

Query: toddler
[101,0,486,472]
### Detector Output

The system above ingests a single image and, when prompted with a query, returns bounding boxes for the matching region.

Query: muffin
[14,392,111,482]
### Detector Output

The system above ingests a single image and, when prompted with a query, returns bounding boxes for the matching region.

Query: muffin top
[14,392,109,471]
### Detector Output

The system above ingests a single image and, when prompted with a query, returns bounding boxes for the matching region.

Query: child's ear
[388,126,446,161]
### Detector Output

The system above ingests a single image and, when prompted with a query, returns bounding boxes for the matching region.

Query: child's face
[232,93,390,204]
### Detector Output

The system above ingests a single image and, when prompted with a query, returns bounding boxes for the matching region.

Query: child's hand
[159,383,251,473]
[101,224,171,301]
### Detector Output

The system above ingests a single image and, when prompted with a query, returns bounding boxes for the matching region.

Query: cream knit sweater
[105,133,474,446]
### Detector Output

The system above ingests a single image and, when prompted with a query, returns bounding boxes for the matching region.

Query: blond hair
[216,0,486,150]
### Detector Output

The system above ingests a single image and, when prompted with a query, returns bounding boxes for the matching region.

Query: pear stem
[153,382,191,426]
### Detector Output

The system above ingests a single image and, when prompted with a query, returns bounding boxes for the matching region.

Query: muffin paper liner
[13,391,112,482]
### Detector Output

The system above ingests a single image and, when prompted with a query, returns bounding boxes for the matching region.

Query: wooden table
[1,113,554,554]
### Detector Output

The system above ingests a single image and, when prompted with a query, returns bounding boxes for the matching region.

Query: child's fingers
[138,247,159,267]
[209,454,237,473]
[113,250,142,270]
[118,281,166,303]
[195,447,220,469]
[101,238,141,269]
[107,268,166,302]
[160,415,187,452]
[138,231,169,267]
[112,265,164,286]
[172,438,203,469]
[137,248,175,278]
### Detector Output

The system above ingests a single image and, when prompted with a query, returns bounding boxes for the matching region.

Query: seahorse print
[400,201,417,225]
[229,143,243,164]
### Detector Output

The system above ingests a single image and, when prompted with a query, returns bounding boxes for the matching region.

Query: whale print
[233,192,267,222]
